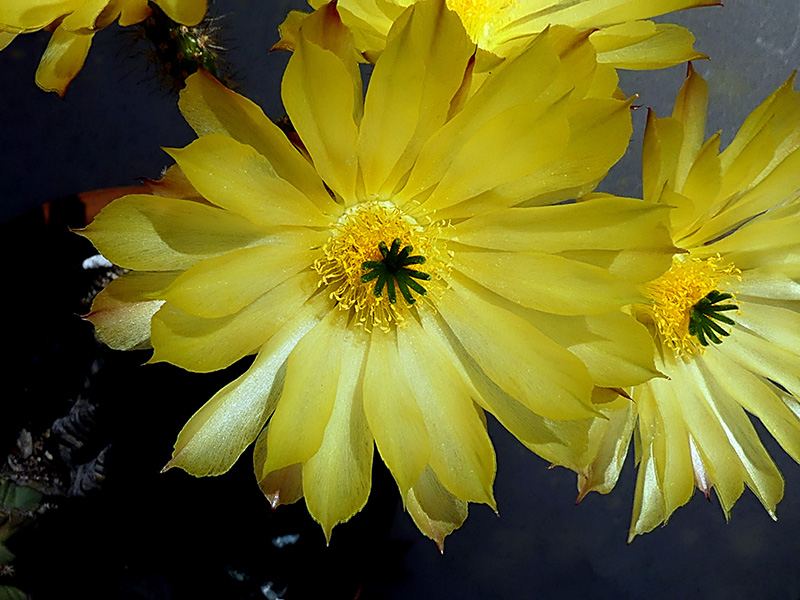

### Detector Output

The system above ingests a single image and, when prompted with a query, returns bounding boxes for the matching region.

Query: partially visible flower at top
[578,64,800,541]
[0,0,207,96]
[79,0,674,547]
[276,0,719,71]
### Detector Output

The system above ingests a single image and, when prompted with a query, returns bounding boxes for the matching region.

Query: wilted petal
[254,429,305,508]
[86,271,178,350]
[405,466,468,552]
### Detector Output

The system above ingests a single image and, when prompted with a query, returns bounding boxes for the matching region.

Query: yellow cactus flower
[277,0,719,70]
[79,0,674,547]
[0,0,206,96]
[578,65,800,542]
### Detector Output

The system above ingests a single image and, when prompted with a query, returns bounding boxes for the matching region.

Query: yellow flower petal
[60,0,110,31]
[397,316,496,507]
[161,230,325,318]
[438,275,596,420]
[337,0,400,58]
[34,26,93,97]
[528,310,660,388]
[576,394,635,500]
[504,0,719,31]
[179,71,339,214]
[303,331,373,541]
[703,346,800,465]
[737,270,800,300]
[166,135,333,228]
[0,0,74,31]
[150,271,322,372]
[421,101,570,215]
[453,249,643,315]
[673,135,721,235]
[78,194,271,271]
[165,301,328,477]
[671,63,709,191]
[591,21,706,70]
[721,325,800,398]
[0,31,16,50]
[154,0,206,26]
[719,73,800,187]
[451,195,674,284]
[405,465,468,552]
[117,0,152,27]
[736,300,800,355]
[629,377,695,539]
[282,3,361,201]
[263,309,350,473]
[641,110,683,203]
[696,194,800,262]
[479,97,633,213]
[86,271,178,350]
[357,0,474,197]
[363,328,430,496]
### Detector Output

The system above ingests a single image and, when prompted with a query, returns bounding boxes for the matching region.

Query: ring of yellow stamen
[314,201,450,332]
[645,254,741,355]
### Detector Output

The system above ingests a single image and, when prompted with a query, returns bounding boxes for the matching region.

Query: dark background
[1,1,800,598]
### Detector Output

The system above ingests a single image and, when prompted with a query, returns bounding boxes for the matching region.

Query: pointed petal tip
[265,491,280,510]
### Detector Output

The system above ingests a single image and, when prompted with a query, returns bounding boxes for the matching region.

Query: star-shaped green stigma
[361,238,431,305]
[688,290,739,346]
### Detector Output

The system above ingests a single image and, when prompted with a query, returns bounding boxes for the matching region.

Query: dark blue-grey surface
[2,1,800,598]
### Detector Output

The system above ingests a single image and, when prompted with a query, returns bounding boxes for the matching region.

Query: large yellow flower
[579,65,800,541]
[80,0,674,546]
[0,0,206,96]
[277,0,719,70]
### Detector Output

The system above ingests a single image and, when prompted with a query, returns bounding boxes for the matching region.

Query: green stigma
[688,290,739,346]
[361,239,431,305]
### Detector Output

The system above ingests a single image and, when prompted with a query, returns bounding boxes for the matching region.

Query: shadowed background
[1,1,799,598]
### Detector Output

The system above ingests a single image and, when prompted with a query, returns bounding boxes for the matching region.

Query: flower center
[314,201,450,331]
[644,254,741,355]
[445,0,515,48]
